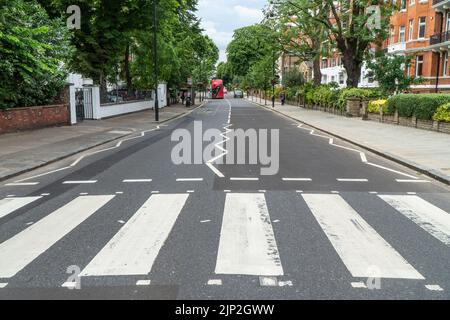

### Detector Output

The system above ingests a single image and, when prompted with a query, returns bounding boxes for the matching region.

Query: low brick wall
[365,112,450,134]
[0,104,69,134]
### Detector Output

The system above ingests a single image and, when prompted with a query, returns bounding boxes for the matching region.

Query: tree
[216,62,233,87]
[247,54,275,92]
[38,0,218,97]
[282,68,305,88]
[267,1,325,85]
[269,0,393,87]
[226,25,279,78]
[366,54,423,95]
[0,0,72,108]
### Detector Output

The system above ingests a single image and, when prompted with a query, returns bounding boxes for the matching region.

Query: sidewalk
[247,97,450,184]
[0,104,197,181]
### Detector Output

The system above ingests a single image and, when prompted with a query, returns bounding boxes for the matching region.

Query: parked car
[234,89,244,98]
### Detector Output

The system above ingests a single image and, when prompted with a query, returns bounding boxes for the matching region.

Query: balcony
[387,42,406,54]
[433,0,450,11]
[430,30,450,45]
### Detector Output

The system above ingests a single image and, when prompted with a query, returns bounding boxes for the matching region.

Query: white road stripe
[215,193,284,276]
[0,195,114,278]
[136,280,151,286]
[230,177,259,181]
[63,180,98,184]
[0,197,42,219]
[123,179,152,183]
[5,182,39,186]
[80,194,189,277]
[282,178,312,182]
[396,179,430,183]
[176,178,204,182]
[337,179,369,182]
[425,284,444,291]
[380,195,450,245]
[302,194,424,279]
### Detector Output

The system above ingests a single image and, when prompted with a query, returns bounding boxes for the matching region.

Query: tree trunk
[313,58,322,86]
[100,73,108,104]
[124,44,133,96]
[336,38,364,88]
[342,53,362,88]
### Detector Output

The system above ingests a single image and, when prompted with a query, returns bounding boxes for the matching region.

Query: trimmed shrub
[368,100,388,114]
[337,88,382,111]
[433,103,450,122]
[387,94,450,120]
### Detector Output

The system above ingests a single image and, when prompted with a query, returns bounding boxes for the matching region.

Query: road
[0,95,449,300]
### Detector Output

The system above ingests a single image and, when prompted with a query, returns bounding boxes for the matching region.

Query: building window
[409,0,415,6]
[339,72,345,85]
[399,26,406,43]
[390,26,395,44]
[444,52,449,76]
[418,17,426,39]
[408,19,414,41]
[322,75,327,83]
[446,12,450,32]
[331,75,335,82]
[416,55,424,76]
[400,0,406,10]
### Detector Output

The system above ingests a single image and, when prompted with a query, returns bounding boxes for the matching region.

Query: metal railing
[433,0,450,6]
[430,30,450,45]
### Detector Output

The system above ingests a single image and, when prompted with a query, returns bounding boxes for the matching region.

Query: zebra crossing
[0,191,449,290]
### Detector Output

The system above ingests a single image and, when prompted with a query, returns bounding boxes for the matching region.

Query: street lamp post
[153,0,159,122]
[272,51,276,109]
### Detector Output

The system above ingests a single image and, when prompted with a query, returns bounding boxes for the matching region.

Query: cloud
[197,0,266,62]
[233,5,264,23]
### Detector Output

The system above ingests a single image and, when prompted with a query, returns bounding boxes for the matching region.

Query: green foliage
[216,62,233,87]
[0,0,72,109]
[433,103,450,122]
[226,24,279,78]
[368,100,388,114]
[267,0,394,87]
[337,88,382,111]
[388,94,450,120]
[282,69,305,88]
[38,0,218,91]
[366,54,423,95]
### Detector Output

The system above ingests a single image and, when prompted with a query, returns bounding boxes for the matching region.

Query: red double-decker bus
[211,79,224,99]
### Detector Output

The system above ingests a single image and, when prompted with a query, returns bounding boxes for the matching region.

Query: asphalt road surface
[0,95,449,300]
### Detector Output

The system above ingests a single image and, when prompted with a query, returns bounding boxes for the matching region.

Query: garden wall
[0,104,69,134]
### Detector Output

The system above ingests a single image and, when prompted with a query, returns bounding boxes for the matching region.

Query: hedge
[387,94,450,120]
[433,103,450,122]
[368,100,388,114]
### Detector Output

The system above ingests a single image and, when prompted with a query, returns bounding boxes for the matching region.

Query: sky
[197,0,267,63]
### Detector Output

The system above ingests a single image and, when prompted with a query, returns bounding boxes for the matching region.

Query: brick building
[388,0,450,92]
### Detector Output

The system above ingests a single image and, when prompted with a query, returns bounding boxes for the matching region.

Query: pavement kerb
[246,98,450,186]
[0,102,207,183]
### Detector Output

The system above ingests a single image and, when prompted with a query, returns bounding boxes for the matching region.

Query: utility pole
[272,50,276,109]
[153,0,159,122]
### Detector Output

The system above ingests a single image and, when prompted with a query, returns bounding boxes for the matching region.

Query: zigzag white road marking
[206,99,232,178]
[297,124,418,180]
[11,102,207,184]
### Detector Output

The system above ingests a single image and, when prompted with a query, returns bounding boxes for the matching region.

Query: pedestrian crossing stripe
[80,194,189,277]
[0,197,42,220]
[302,194,424,279]
[0,192,449,281]
[215,193,283,276]
[0,195,114,279]
[379,195,450,245]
